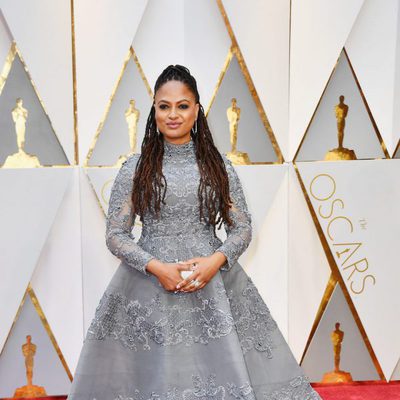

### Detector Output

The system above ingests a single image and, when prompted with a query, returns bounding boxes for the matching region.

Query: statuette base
[3,150,41,168]
[14,384,47,398]
[322,370,353,383]
[324,147,357,161]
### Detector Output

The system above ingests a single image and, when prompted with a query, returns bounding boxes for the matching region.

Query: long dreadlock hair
[131,64,233,230]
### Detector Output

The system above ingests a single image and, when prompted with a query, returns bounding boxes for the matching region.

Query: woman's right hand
[146,259,193,292]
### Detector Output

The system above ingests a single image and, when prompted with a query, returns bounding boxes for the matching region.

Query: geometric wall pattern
[1,0,400,396]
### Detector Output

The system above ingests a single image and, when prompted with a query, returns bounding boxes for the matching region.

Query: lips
[167,122,181,129]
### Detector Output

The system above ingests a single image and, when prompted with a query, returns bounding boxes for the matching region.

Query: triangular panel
[1,2,75,163]
[0,44,69,166]
[220,0,290,159]
[0,168,72,351]
[30,168,83,374]
[302,283,380,382]
[297,159,400,379]
[0,288,71,397]
[86,48,152,166]
[289,0,365,159]
[207,52,279,163]
[295,50,387,162]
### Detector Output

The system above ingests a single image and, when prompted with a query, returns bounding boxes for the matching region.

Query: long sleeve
[216,155,252,271]
[105,154,155,276]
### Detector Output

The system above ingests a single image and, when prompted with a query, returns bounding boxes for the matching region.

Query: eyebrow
[157,98,191,104]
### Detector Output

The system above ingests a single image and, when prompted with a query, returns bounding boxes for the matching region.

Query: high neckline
[163,137,195,157]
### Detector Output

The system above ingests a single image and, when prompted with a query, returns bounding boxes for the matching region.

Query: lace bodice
[105,137,252,276]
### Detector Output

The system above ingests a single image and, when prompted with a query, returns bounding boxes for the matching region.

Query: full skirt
[67,261,322,400]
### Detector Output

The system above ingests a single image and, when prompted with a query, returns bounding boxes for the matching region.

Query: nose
[168,106,179,119]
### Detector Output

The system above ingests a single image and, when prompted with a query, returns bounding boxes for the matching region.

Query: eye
[179,104,189,109]
[159,104,168,110]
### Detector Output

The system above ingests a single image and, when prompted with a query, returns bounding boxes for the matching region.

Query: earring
[191,120,197,134]
[156,126,161,135]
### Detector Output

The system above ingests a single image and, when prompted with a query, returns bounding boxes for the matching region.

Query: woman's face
[154,80,199,144]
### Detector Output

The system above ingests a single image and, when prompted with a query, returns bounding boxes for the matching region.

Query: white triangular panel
[85,167,118,215]
[30,167,82,374]
[75,0,148,162]
[0,11,12,68]
[244,167,289,339]
[214,165,288,336]
[297,159,400,380]
[183,1,231,109]
[0,168,72,353]
[134,0,230,110]
[346,0,400,155]
[222,0,290,159]
[290,0,365,160]
[216,165,286,252]
[80,170,118,334]
[288,164,331,362]
[133,0,185,90]
[1,0,75,163]
[393,3,400,155]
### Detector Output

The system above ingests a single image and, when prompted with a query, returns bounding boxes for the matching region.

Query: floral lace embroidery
[110,373,255,400]
[86,274,278,359]
[86,282,234,351]
[227,277,278,358]
[182,374,226,400]
[105,138,252,276]
[263,375,321,400]
[105,154,154,276]
[105,374,320,400]
[226,381,256,400]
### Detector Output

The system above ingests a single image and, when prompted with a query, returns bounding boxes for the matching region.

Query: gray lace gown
[67,138,321,400]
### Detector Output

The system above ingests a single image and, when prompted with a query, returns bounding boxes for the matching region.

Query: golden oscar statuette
[226,98,250,165]
[13,335,47,398]
[3,98,41,168]
[322,322,353,383]
[115,99,140,167]
[324,95,357,161]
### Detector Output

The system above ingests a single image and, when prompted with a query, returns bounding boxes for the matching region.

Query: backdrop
[0,0,399,396]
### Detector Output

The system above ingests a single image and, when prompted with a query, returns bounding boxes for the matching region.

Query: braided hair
[131,64,233,230]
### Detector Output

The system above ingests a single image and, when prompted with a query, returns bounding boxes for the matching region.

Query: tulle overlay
[67,139,321,400]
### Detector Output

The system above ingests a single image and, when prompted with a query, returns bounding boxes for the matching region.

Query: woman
[67,65,321,400]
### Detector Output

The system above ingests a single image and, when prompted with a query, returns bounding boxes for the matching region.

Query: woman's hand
[175,252,227,293]
[147,259,193,292]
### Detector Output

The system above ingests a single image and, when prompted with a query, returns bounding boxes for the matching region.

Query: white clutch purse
[176,260,194,280]
[180,270,193,279]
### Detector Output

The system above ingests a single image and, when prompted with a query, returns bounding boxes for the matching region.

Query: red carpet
[312,380,400,399]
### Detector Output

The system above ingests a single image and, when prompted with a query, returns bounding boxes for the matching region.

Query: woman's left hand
[175,253,226,292]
